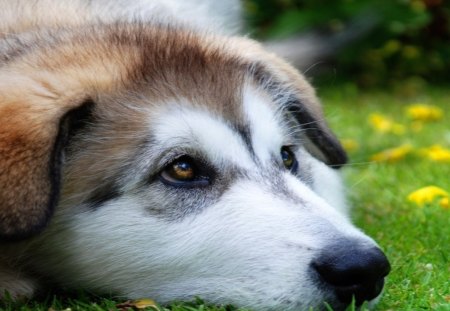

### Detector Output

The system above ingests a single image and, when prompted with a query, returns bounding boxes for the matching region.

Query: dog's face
[0,25,389,310]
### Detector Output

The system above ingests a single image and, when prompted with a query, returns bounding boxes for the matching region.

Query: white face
[31,85,387,311]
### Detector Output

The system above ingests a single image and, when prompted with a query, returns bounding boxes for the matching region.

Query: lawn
[321,85,450,311]
[2,86,449,311]
[322,86,450,310]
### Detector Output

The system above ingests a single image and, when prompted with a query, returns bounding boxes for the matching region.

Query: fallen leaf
[116,299,159,311]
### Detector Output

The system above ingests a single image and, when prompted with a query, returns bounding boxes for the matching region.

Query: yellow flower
[440,197,449,209]
[407,186,449,206]
[419,145,450,162]
[406,104,443,121]
[341,138,359,152]
[369,113,391,132]
[368,113,405,134]
[371,144,412,162]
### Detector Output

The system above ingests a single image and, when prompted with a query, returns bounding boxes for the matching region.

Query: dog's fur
[0,1,389,310]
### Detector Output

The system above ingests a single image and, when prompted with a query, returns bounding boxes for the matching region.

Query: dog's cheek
[308,157,348,215]
[294,148,348,215]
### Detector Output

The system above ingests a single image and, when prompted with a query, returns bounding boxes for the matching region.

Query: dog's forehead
[150,85,285,167]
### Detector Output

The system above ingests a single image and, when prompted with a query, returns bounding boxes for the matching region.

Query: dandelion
[368,113,405,135]
[440,197,449,209]
[419,145,450,162]
[406,104,443,121]
[341,138,359,152]
[407,186,449,206]
[369,113,391,132]
[370,144,412,162]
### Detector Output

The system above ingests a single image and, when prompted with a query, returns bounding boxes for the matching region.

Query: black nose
[312,241,391,305]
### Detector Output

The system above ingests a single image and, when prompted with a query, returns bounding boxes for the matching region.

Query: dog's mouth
[333,277,386,306]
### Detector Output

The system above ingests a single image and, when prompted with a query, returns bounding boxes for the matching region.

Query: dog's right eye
[281,146,298,173]
[159,156,210,188]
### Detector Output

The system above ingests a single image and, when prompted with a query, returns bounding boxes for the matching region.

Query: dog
[0,0,390,310]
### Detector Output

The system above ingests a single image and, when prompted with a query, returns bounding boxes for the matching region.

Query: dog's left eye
[281,146,298,173]
[159,156,210,188]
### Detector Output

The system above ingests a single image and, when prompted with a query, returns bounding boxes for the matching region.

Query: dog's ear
[287,100,348,169]
[0,75,95,241]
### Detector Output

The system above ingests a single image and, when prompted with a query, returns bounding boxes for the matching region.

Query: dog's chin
[365,292,383,310]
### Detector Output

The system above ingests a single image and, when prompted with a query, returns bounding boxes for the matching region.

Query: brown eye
[281,146,298,172]
[168,160,195,181]
[159,156,210,188]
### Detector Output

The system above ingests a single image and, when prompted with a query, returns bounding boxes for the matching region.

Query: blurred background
[244,0,449,91]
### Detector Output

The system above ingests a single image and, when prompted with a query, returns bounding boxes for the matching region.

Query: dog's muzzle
[311,239,391,306]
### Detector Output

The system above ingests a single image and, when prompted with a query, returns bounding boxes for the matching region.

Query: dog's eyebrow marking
[243,85,284,164]
[152,105,254,169]
[234,124,255,159]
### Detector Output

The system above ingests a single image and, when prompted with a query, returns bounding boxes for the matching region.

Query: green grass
[321,85,450,311]
[1,86,449,310]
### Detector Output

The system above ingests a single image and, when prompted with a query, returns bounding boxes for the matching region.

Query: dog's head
[0,24,389,310]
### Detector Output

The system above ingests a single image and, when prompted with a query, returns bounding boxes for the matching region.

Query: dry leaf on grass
[116,299,160,311]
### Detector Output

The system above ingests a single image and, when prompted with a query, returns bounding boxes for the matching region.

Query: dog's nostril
[312,245,391,305]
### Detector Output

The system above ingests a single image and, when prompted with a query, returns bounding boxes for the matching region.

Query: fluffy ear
[0,76,94,241]
[287,102,348,169]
